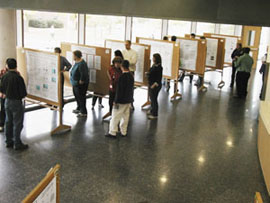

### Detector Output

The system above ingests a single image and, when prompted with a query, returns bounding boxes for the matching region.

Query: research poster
[179,39,198,71]
[205,38,218,67]
[212,35,237,63]
[139,39,173,77]
[105,40,146,84]
[33,176,57,203]
[25,50,59,103]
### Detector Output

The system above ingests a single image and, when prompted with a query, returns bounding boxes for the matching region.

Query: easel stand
[171,80,182,100]
[141,86,151,109]
[25,99,71,135]
[204,68,225,89]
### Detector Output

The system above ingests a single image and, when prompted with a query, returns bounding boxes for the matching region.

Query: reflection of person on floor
[0,58,28,150]
[235,47,254,99]
[107,57,123,115]
[92,94,104,110]
[259,53,267,99]
[230,43,243,88]
[122,40,137,110]
[147,54,163,120]
[0,66,8,132]
[70,50,89,117]
[54,47,72,108]
[106,60,134,138]
[179,33,195,84]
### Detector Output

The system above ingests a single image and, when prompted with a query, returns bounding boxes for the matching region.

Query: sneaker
[14,143,28,151]
[77,113,87,117]
[72,109,80,114]
[148,115,158,120]
[99,104,104,108]
[120,133,127,137]
[105,134,117,138]
[6,142,14,148]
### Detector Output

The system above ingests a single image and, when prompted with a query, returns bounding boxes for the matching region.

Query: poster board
[136,37,179,80]
[204,33,240,65]
[22,165,60,203]
[176,37,207,75]
[105,39,151,86]
[61,43,111,95]
[204,37,226,70]
[16,47,61,106]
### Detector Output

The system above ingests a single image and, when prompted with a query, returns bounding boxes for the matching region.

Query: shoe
[6,143,14,148]
[121,133,127,137]
[14,144,28,151]
[77,113,87,117]
[147,110,152,115]
[72,109,80,114]
[148,115,158,120]
[99,104,104,108]
[0,126,4,132]
[105,134,117,138]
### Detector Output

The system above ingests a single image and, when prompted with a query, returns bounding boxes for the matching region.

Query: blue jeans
[5,99,24,146]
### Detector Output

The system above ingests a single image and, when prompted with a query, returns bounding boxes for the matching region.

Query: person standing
[91,94,104,110]
[0,58,28,150]
[70,50,89,117]
[114,50,124,60]
[54,47,72,108]
[230,43,243,88]
[0,66,8,132]
[122,40,137,110]
[107,56,122,115]
[235,47,254,99]
[259,53,267,99]
[105,60,134,138]
[147,54,163,120]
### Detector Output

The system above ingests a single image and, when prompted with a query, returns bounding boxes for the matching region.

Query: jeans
[109,90,116,114]
[236,71,250,98]
[73,83,89,114]
[5,99,24,147]
[0,98,6,127]
[149,86,161,116]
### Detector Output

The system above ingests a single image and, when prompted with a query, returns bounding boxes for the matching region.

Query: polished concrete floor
[0,68,269,203]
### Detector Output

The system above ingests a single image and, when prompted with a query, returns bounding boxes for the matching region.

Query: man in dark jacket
[106,60,134,138]
[0,58,28,150]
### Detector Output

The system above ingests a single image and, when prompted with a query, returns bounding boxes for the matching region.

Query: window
[131,17,162,42]
[85,15,126,47]
[23,10,78,51]
[196,22,216,35]
[168,20,192,37]
[220,24,235,35]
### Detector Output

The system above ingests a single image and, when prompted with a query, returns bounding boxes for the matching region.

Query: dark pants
[260,73,265,99]
[230,66,237,86]
[149,86,161,116]
[61,73,65,107]
[109,90,116,114]
[0,98,6,127]
[5,99,24,147]
[92,95,102,106]
[179,71,193,82]
[236,71,250,98]
[73,83,89,114]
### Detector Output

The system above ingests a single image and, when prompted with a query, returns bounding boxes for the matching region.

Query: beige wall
[0,9,16,68]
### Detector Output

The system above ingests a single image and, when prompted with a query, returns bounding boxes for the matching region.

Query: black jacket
[148,64,163,86]
[115,72,134,104]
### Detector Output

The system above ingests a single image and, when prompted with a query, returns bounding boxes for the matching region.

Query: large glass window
[168,20,192,37]
[196,22,216,35]
[23,10,78,51]
[220,24,235,35]
[85,15,126,47]
[132,17,162,42]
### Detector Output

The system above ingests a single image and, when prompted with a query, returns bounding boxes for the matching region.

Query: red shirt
[0,67,8,78]
[108,65,122,92]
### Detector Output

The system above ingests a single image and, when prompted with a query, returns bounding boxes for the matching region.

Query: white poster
[179,39,198,71]
[33,176,57,203]
[94,56,101,70]
[25,51,59,103]
[139,39,174,77]
[212,35,238,63]
[89,69,96,83]
[105,40,125,62]
[87,55,94,69]
[71,45,96,55]
[206,38,218,67]
[66,51,74,65]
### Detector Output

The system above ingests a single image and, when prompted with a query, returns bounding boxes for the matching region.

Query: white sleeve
[129,50,138,65]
